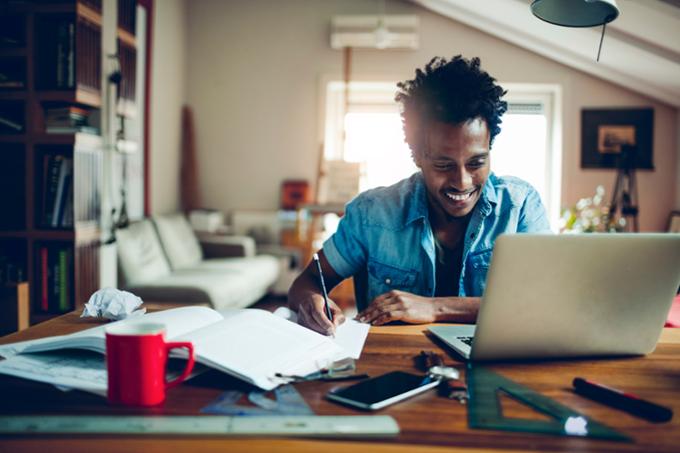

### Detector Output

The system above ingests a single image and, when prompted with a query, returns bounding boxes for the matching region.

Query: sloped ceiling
[412,0,680,108]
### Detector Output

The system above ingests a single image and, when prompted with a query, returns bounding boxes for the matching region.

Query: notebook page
[175,310,345,390]
[272,306,370,359]
[0,306,224,358]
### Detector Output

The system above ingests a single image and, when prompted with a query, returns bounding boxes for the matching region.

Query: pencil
[313,253,333,322]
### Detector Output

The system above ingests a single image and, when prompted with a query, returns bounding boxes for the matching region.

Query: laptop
[429,233,680,361]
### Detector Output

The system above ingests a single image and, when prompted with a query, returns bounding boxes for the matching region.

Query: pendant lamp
[531,0,620,61]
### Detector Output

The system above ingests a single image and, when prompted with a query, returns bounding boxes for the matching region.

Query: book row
[41,154,74,229]
[36,245,73,313]
[35,14,101,91]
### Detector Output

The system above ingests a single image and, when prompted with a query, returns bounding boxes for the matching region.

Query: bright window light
[491,113,548,199]
[323,82,561,229]
[344,112,417,191]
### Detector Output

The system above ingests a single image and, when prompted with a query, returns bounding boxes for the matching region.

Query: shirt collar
[404,172,498,226]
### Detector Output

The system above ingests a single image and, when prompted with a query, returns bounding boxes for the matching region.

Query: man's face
[415,118,491,219]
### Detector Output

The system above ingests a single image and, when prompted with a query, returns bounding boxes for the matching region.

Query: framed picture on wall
[581,108,654,169]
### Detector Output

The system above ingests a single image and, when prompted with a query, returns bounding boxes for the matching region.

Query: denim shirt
[322,172,551,310]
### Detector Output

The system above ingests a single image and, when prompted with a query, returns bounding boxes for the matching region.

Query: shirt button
[385,278,392,285]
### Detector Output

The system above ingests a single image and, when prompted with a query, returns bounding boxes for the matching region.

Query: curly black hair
[395,55,507,156]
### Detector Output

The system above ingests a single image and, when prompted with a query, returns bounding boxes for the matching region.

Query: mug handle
[164,341,195,389]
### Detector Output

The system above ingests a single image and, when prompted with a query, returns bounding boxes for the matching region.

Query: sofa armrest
[197,233,256,258]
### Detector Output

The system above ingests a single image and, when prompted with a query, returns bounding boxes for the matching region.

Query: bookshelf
[0,0,113,325]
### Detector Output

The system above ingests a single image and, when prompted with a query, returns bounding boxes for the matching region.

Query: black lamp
[531,0,620,61]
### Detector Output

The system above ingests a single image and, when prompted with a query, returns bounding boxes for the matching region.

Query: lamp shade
[531,0,619,27]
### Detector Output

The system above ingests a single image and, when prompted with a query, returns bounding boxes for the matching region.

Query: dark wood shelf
[0,230,79,241]
[0,91,27,100]
[30,312,61,325]
[0,231,28,238]
[33,132,102,146]
[28,230,76,241]
[36,87,102,108]
[0,135,27,143]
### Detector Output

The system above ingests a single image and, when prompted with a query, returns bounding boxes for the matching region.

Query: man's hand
[357,290,437,325]
[295,294,346,336]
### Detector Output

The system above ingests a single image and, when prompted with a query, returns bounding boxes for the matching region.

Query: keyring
[428,365,460,380]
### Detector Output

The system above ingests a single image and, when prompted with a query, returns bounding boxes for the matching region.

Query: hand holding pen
[291,252,345,336]
[313,253,333,322]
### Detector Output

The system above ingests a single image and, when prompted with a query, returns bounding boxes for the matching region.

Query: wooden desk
[1,308,679,453]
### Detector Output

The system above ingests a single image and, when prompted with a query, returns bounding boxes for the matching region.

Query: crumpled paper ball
[81,288,146,321]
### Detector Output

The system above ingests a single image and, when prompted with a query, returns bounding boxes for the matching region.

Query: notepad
[0,306,353,391]
[272,306,370,359]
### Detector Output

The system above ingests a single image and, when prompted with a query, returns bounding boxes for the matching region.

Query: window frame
[319,79,562,231]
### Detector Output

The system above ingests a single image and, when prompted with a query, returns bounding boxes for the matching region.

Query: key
[439,378,468,404]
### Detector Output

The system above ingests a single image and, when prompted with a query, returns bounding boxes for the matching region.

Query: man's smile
[444,190,476,202]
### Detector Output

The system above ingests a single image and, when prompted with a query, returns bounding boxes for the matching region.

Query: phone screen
[327,371,437,409]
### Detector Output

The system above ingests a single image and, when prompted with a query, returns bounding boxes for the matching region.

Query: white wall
[150,0,188,215]
[183,0,678,231]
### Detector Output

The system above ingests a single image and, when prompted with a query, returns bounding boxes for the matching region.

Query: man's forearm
[287,271,320,312]
[433,297,481,323]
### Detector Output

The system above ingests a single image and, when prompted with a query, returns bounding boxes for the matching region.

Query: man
[288,55,551,335]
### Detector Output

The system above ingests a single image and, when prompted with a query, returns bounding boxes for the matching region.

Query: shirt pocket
[367,259,417,296]
[466,248,493,296]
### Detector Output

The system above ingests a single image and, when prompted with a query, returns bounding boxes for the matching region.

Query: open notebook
[0,306,369,393]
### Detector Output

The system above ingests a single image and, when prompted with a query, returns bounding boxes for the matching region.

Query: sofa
[116,214,280,310]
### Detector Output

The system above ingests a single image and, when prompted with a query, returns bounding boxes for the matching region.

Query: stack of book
[44,106,97,134]
[36,244,72,313]
[41,154,74,229]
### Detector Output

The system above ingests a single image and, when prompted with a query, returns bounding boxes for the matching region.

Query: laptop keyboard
[458,336,474,346]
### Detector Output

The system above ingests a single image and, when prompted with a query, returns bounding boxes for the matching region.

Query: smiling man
[288,55,551,335]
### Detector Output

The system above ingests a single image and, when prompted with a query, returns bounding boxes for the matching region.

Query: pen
[313,253,333,322]
[573,377,673,423]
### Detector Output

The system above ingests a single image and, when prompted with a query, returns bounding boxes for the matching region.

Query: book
[60,181,74,227]
[0,306,358,392]
[45,106,89,129]
[50,247,60,312]
[57,249,69,312]
[51,157,72,228]
[40,247,48,312]
[42,154,64,227]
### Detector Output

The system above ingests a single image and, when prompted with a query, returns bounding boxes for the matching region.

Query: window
[492,86,562,230]
[324,82,416,194]
[323,81,561,229]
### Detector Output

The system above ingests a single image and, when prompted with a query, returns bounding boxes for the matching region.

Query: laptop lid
[469,233,680,361]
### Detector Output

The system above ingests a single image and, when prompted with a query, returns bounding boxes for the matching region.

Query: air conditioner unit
[331,15,419,50]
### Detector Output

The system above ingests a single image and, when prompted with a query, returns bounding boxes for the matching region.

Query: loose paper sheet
[272,307,370,359]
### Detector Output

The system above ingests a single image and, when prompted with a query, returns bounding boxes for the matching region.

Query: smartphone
[326,371,438,410]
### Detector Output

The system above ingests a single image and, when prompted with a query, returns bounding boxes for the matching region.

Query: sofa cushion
[117,220,171,285]
[125,255,280,310]
[153,214,203,269]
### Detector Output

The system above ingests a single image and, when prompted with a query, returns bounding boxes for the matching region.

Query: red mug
[105,322,195,406]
